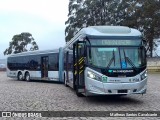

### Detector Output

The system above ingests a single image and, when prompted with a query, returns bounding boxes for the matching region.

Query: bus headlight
[87,71,101,81]
[141,71,147,80]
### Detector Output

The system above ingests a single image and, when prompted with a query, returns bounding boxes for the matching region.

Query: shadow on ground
[84,95,144,105]
[11,78,63,84]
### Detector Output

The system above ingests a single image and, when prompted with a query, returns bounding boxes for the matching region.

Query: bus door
[66,51,73,85]
[73,41,85,95]
[41,56,49,78]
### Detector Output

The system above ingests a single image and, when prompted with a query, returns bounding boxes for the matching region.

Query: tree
[65,0,85,42]
[141,0,160,57]
[4,32,39,55]
[65,0,112,42]
[65,0,160,57]
[114,0,160,57]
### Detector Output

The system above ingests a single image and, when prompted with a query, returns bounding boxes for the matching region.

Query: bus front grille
[118,89,128,93]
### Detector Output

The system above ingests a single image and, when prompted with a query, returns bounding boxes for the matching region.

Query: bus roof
[64,26,142,49]
[7,49,59,58]
[82,26,141,36]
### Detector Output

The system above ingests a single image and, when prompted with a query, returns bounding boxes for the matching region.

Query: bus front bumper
[85,78,147,96]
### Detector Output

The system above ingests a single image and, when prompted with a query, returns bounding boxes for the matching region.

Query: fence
[147,57,160,72]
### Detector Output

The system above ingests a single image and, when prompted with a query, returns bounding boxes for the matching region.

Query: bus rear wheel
[25,72,30,82]
[17,72,23,81]
[76,87,84,97]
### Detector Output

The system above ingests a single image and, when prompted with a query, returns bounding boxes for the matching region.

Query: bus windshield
[87,40,146,69]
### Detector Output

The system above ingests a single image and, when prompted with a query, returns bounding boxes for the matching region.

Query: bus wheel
[76,87,84,97]
[17,72,23,80]
[25,72,30,82]
[64,74,68,87]
[73,80,76,90]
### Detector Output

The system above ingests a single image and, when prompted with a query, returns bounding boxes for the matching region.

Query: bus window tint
[49,53,59,71]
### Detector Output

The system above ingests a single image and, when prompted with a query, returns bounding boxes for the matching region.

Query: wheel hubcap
[19,74,22,80]
[26,75,30,81]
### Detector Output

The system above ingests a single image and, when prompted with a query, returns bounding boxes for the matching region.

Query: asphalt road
[0,72,159,120]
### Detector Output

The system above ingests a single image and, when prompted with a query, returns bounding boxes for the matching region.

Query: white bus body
[6,49,63,82]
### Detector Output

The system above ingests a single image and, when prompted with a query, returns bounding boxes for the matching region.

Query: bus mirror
[142,40,147,46]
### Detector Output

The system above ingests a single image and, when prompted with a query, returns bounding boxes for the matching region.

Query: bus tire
[64,73,68,87]
[73,80,76,90]
[25,72,30,82]
[76,87,84,97]
[17,72,23,81]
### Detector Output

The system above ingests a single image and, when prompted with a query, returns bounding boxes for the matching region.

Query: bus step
[78,88,85,93]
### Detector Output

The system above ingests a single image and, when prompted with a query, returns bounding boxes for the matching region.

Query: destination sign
[101,40,141,46]
[90,39,141,46]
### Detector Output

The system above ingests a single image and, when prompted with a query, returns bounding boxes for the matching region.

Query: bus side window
[49,53,59,71]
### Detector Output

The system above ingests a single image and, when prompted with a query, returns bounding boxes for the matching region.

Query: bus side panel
[7,70,17,78]
[48,71,59,81]
[29,71,36,78]
[34,71,41,79]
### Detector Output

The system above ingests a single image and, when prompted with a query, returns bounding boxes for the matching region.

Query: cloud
[0,0,68,58]
[0,0,68,22]
[0,13,66,57]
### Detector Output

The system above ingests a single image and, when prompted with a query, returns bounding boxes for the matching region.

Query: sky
[0,0,159,59]
[0,0,68,59]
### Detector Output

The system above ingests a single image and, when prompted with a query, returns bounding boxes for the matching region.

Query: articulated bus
[7,26,147,97]
[63,26,147,97]
[6,49,64,82]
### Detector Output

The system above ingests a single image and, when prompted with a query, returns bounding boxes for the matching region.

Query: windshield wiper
[106,49,115,69]
[123,49,137,71]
